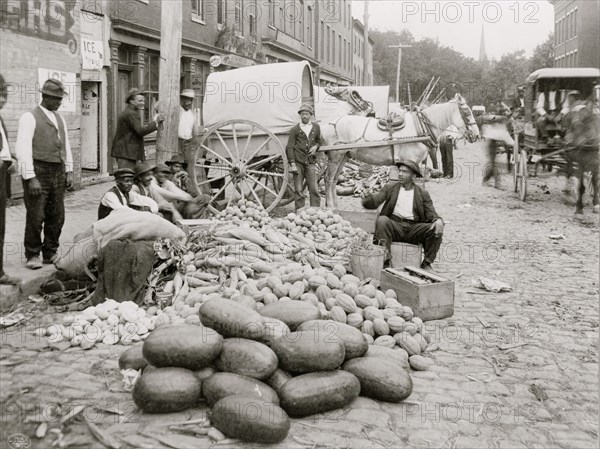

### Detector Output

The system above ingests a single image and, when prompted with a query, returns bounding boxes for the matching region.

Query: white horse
[320,94,480,208]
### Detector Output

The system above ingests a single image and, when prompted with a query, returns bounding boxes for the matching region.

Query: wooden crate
[380,267,454,321]
[390,242,422,269]
[338,210,379,234]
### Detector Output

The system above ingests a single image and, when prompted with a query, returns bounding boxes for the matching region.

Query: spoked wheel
[192,119,288,214]
[513,134,519,192]
[516,148,528,201]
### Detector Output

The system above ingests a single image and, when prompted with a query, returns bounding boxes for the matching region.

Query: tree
[530,33,555,72]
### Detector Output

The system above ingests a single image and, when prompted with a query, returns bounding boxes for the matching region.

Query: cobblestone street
[1,141,598,449]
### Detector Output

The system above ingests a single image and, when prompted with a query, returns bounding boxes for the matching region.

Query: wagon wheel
[513,134,519,192]
[192,119,288,214]
[516,148,528,201]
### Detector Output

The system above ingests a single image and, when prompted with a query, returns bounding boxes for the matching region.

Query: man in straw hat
[165,156,194,193]
[111,88,165,169]
[178,89,198,175]
[131,161,183,222]
[152,163,211,219]
[15,78,74,269]
[97,168,159,220]
[285,103,322,211]
[361,160,444,272]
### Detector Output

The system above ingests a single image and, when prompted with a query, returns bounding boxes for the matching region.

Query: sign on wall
[81,38,104,70]
[38,68,77,113]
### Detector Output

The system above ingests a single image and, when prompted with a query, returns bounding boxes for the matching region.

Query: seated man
[153,163,211,219]
[132,161,184,222]
[535,84,563,139]
[166,156,195,193]
[98,168,158,220]
[362,160,444,272]
[554,90,582,130]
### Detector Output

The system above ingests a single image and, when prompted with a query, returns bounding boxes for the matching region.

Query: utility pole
[363,1,369,86]
[389,43,411,103]
[156,0,182,163]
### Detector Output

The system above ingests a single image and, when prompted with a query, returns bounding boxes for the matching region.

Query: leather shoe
[420,262,435,273]
[0,274,21,285]
[43,254,58,264]
[26,256,42,270]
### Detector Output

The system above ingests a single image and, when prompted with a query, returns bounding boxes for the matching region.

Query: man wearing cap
[15,79,74,269]
[361,160,444,272]
[285,104,322,211]
[178,89,198,174]
[0,74,20,284]
[111,89,165,169]
[131,161,183,222]
[153,163,210,219]
[98,168,159,220]
[166,156,194,193]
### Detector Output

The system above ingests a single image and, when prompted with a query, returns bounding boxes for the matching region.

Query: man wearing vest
[362,160,444,272]
[98,168,158,220]
[0,74,20,284]
[286,104,322,211]
[16,79,73,270]
[535,82,563,141]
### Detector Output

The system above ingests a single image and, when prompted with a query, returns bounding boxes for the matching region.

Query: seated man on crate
[361,160,444,272]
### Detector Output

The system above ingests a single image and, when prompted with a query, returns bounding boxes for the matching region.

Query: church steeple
[479,25,488,63]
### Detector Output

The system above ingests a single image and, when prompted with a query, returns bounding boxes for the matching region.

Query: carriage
[192,61,478,213]
[512,68,600,201]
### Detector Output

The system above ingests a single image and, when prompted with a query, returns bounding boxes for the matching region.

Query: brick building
[550,0,600,69]
[1,0,374,195]
[352,19,374,86]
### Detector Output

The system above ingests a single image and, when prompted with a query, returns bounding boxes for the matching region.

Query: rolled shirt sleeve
[60,115,73,173]
[15,112,36,180]
[100,191,130,211]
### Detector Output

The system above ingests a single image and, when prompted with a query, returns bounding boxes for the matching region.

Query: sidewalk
[3,181,111,300]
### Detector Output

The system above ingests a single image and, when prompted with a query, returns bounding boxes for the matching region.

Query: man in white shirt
[535,83,563,139]
[16,79,74,269]
[362,160,444,272]
[439,125,459,178]
[178,89,198,178]
[153,164,211,219]
[0,74,20,284]
[98,168,159,220]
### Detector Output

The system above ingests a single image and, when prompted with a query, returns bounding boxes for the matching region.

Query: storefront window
[144,53,160,123]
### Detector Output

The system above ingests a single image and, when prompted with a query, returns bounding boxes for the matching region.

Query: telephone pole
[389,43,411,103]
[363,1,369,86]
[156,0,182,163]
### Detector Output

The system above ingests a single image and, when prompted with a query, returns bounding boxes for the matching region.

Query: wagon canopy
[525,68,600,83]
[203,61,314,134]
[314,85,390,123]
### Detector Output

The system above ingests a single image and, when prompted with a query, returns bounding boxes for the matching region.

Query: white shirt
[15,105,73,179]
[299,122,313,138]
[536,91,558,116]
[0,121,11,161]
[392,187,414,220]
[178,107,195,140]
[101,187,159,214]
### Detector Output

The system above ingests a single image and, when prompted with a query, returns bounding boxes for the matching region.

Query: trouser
[178,138,196,178]
[0,163,7,276]
[536,112,558,138]
[440,140,454,177]
[23,161,66,260]
[483,139,499,184]
[177,198,210,219]
[116,158,136,170]
[293,162,320,210]
[374,216,442,265]
[428,145,439,170]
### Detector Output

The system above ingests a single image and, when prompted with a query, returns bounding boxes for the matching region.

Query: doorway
[81,82,100,175]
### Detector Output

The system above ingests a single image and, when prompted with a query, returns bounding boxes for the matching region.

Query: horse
[319,93,479,208]
[563,100,599,215]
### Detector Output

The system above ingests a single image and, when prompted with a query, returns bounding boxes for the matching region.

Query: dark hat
[298,104,314,115]
[125,88,143,103]
[134,161,157,177]
[154,163,173,174]
[40,79,67,98]
[396,160,423,178]
[165,156,188,169]
[113,168,135,179]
